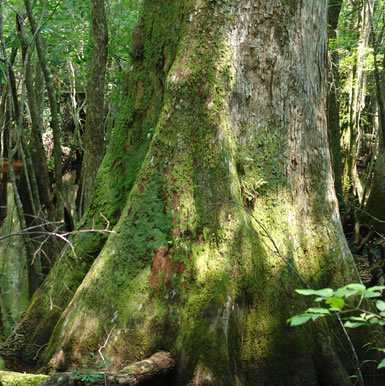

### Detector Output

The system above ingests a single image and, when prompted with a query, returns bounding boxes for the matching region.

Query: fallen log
[37,351,175,385]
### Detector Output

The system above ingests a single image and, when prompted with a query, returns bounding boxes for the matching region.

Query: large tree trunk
[1,1,370,384]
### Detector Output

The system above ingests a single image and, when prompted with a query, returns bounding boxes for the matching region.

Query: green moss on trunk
[5,1,369,384]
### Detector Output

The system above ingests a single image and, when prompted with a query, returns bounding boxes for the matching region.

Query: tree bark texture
[16,12,55,221]
[327,0,343,202]
[76,0,108,216]
[362,2,385,232]
[363,121,385,232]
[24,0,64,220]
[344,0,373,199]
[2,1,368,385]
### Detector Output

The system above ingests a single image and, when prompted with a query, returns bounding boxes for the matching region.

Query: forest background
[0,0,384,384]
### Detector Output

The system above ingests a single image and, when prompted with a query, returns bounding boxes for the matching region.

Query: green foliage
[288,283,385,369]
[73,370,102,386]
[72,352,114,386]
[238,125,286,205]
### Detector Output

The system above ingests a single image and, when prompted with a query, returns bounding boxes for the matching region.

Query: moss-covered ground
[0,371,48,386]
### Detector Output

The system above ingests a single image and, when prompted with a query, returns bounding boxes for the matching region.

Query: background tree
[76,0,108,216]
[361,0,385,232]
[328,0,344,202]
[0,0,138,335]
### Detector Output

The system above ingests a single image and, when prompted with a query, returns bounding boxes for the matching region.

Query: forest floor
[343,209,385,288]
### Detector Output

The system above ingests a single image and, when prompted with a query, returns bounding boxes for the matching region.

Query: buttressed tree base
[1,1,372,384]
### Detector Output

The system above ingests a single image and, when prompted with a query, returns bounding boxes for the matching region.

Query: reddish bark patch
[135,80,144,107]
[150,248,185,288]
[172,192,180,209]
[112,157,122,170]
[124,143,131,153]
[138,184,144,193]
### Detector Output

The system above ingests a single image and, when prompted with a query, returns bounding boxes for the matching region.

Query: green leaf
[362,359,378,364]
[295,288,334,298]
[288,314,312,326]
[326,297,345,310]
[350,316,366,321]
[345,284,366,291]
[369,286,385,291]
[239,155,254,163]
[334,286,359,298]
[306,307,330,314]
[376,300,385,312]
[364,292,382,298]
[377,358,385,369]
[344,320,367,328]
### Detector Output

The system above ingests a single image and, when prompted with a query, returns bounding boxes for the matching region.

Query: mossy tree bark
[1,1,370,384]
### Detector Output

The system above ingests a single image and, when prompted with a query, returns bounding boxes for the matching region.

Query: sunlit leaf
[344,320,367,328]
[295,288,333,298]
[345,284,366,291]
[365,290,382,297]
[368,286,385,291]
[376,300,385,312]
[334,287,359,298]
[306,308,330,314]
[288,314,312,326]
[326,297,344,310]
[377,358,385,369]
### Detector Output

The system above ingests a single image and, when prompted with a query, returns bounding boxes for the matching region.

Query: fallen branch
[38,352,175,385]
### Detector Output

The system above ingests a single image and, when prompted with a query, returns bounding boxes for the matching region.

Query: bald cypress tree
[1,1,369,384]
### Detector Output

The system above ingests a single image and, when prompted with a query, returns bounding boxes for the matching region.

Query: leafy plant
[288,283,385,369]
[72,352,114,385]
[73,369,102,386]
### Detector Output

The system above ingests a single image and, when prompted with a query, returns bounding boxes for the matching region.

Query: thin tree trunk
[362,1,385,232]
[76,0,108,217]
[327,0,343,204]
[345,0,373,200]
[16,11,55,221]
[0,5,41,298]
[24,0,64,221]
